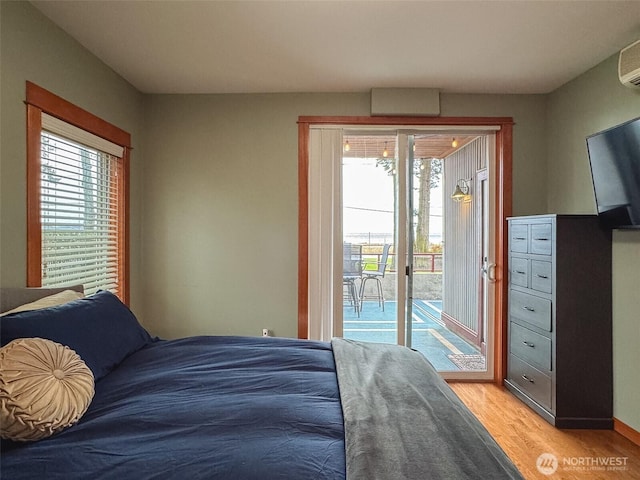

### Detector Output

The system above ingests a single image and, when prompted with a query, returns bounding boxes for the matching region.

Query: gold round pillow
[0,338,94,442]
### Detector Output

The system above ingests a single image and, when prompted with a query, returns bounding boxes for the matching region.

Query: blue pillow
[0,290,152,381]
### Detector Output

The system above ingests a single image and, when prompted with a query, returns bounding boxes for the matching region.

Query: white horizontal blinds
[40,114,122,297]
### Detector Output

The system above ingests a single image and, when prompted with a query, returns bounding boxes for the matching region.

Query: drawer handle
[522,306,535,312]
[536,274,549,279]
[522,341,535,348]
[515,270,526,275]
[535,237,549,241]
[514,236,526,240]
[521,374,535,383]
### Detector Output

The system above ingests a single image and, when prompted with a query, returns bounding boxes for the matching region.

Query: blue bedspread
[1,336,346,479]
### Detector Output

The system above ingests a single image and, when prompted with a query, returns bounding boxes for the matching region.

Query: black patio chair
[359,244,391,311]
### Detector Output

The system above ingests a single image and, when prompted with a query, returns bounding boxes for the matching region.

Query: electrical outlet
[262,328,272,337]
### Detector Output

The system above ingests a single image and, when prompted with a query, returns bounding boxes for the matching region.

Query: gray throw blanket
[332,338,524,480]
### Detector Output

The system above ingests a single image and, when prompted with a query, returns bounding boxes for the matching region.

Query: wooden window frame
[25,81,132,304]
[297,115,513,383]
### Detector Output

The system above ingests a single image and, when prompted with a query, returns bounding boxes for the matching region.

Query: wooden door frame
[297,116,513,383]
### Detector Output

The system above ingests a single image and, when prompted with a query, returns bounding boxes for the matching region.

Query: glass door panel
[406,134,449,367]
[408,134,492,376]
[339,131,494,378]
[341,134,399,346]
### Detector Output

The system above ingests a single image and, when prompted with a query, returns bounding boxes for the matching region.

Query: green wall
[546,54,640,432]
[0,1,145,312]
[141,92,367,339]
[141,92,546,339]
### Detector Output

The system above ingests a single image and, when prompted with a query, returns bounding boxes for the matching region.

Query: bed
[0,287,523,479]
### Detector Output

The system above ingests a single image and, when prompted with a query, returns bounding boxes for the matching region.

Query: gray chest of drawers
[505,214,613,429]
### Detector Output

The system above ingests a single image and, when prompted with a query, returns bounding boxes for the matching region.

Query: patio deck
[343,300,485,371]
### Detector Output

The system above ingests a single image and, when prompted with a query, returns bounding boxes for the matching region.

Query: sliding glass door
[308,125,497,379]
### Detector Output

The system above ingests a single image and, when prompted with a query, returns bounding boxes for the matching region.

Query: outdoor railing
[362,252,442,273]
[411,253,443,273]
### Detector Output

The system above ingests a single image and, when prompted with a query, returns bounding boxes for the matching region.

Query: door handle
[482,262,497,283]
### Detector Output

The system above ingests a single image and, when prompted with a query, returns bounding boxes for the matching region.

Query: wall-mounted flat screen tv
[586,116,640,229]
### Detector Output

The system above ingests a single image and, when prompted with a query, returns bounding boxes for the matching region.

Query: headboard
[0,285,85,313]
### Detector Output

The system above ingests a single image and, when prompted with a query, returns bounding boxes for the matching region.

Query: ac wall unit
[619,39,640,88]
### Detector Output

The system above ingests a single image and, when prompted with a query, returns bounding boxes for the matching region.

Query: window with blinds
[40,125,122,296]
[26,82,131,303]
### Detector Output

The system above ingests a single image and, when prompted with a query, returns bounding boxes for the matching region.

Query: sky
[342,157,443,243]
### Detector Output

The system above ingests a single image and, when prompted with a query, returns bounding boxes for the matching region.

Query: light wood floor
[449,383,640,479]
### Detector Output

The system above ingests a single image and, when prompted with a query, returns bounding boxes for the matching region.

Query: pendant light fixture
[382,141,389,158]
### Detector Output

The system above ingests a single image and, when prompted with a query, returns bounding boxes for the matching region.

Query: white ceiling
[31,0,640,95]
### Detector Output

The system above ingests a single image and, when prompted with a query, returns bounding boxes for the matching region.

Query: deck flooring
[343,300,483,371]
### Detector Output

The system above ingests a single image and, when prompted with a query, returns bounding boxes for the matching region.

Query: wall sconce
[451,179,471,203]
